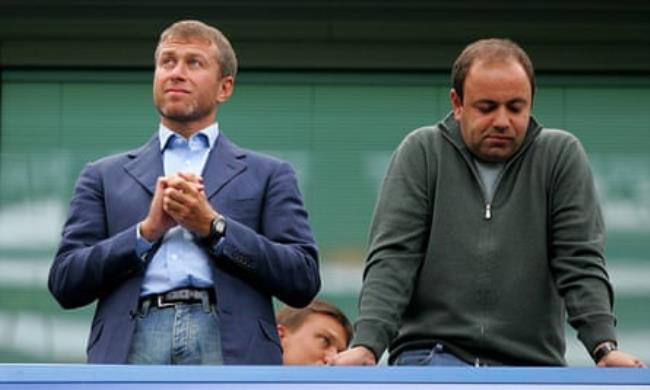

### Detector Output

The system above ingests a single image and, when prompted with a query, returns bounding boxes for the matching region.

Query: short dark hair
[451,38,535,102]
[155,19,238,79]
[276,298,353,346]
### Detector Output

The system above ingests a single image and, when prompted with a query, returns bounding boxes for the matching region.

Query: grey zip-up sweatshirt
[352,113,616,366]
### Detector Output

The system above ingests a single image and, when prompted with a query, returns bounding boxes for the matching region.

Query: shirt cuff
[135,222,155,260]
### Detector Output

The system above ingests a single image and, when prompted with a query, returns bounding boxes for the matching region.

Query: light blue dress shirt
[136,123,220,296]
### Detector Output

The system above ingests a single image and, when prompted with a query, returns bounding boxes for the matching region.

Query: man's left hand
[597,350,646,368]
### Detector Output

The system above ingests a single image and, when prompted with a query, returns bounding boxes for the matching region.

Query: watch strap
[592,341,618,363]
[197,216,226,247]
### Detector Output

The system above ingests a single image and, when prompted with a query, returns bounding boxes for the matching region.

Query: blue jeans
[392,344,470,366]
[127,302,223,365]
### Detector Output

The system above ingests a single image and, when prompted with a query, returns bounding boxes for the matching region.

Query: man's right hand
[139,176,177,242]
[329,346,377,365]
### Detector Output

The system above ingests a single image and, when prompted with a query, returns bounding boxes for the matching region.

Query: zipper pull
[484,203,492,220]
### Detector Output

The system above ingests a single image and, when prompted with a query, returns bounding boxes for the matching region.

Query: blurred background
[0,1,648,365]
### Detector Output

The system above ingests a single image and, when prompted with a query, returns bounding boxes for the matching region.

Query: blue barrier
[0,364,649,389]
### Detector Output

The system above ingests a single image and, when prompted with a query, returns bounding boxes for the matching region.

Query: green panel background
[1,70,648,365]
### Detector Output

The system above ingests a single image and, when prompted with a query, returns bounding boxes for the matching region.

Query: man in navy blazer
[48,20,320,365]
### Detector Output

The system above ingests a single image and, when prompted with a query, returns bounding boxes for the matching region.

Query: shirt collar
[158,122,220,151]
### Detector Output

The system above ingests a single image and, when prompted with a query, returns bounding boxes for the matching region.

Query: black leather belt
[140,288,215,309]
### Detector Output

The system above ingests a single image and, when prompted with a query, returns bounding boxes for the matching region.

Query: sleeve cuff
[350,319,392,360]
[577,315,617,356]
[135,222,155,260]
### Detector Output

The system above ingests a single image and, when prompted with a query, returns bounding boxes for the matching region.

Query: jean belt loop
[201,292,211,313]
[473,357,487,367]
[140,298,151,316]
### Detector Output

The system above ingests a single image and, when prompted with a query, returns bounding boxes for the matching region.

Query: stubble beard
[156,99,211,124]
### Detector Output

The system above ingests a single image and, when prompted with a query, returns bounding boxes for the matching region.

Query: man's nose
[170,62,188,79]
[493,107,510,130]
[323,347,339,364]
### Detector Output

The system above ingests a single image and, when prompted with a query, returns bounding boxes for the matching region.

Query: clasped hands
[140,172,217,242]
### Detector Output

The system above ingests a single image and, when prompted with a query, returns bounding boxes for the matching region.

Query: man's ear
[216,76,235,104]
[450,88,463,121]
[277,324,286,339]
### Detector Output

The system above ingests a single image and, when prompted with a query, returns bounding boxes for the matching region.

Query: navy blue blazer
[49,133,320,364]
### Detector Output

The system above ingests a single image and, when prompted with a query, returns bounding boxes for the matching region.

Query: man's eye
[318,335,331,347]
[160,57,175,67]
[476,104,496,113]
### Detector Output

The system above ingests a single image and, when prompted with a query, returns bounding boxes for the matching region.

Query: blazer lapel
[202,133,247,199]
[123,135,163,195]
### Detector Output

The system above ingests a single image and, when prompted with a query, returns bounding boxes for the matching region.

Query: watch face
[214,218,226,235]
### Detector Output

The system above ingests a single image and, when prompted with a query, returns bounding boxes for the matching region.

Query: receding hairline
[155,36,219,59]
[155,34,217,57]
[467,57,533,83]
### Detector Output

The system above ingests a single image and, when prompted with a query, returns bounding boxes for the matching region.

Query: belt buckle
[157,294,176,308]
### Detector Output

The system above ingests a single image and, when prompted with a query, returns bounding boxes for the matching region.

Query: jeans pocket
[394,349,435,366]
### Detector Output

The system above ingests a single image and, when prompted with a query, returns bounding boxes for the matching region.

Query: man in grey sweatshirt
[332,38,644,367]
